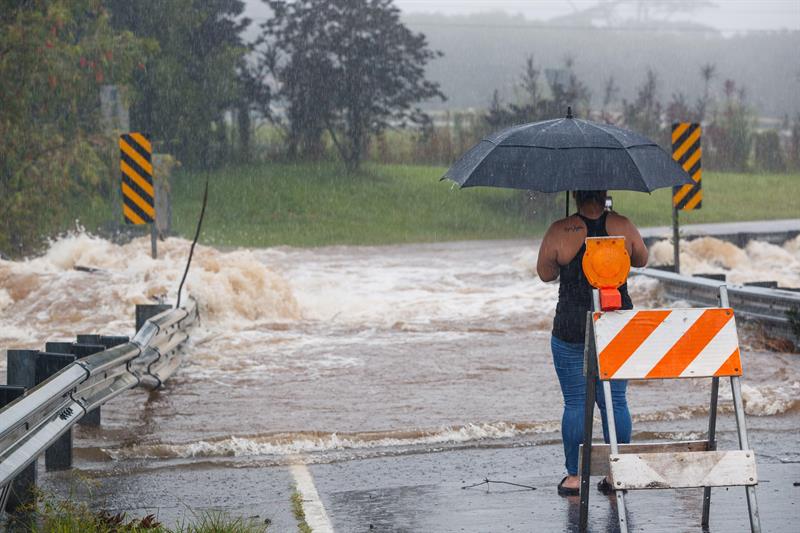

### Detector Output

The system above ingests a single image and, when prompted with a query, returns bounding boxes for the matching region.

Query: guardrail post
[7,349,38,389]
[6,351,39,514]
[72,343,106,426]
[3,351,37,517]
[1,386,34,518]
[44,341,73,355]
[76,334,102,345]
[100,335,130,349]
[136,304,172,331]
[35,353,76,471]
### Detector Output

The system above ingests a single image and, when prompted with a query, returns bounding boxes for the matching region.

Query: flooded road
[1,233,799,475]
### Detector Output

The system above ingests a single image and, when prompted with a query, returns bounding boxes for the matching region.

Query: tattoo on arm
[563,224,584,233]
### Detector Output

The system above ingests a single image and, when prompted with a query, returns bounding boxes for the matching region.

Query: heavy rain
[1,1,799,532]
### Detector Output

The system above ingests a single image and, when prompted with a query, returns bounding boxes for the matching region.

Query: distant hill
[402,11,800,119]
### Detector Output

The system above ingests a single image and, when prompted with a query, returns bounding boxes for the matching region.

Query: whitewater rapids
[0,232,798,469]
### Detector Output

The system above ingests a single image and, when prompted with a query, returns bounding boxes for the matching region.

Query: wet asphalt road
[41,435,799,532]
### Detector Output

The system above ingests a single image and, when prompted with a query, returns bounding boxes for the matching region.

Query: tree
[622,68,663,143]
[666,91,695,124]
[107,0,250,168]
[754,130,786,172]
[543,55,591,118]
[601,75,619,122]
[706,79,753,172]
[0,0,151,255]
[789,114,800,171]
[696,62,716,122]
[257,0,445,170]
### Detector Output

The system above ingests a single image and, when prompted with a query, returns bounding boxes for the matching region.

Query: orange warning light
[582,237,630,290]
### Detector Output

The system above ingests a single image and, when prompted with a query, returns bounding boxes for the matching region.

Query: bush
[754,130,786,172]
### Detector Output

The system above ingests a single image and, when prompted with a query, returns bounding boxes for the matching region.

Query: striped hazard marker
[672,122,702,211]
[593,308,742,380]
[119,132,155,225]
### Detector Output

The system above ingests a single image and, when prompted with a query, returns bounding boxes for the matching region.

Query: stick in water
[176,179,209,308]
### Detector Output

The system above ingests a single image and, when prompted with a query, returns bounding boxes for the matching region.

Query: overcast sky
[245,0,800,32]
[395,0,799,31]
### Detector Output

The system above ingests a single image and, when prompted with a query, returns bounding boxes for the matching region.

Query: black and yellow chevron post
[669,122,702,273]
[671,122,702,211]
[119,132,155,225]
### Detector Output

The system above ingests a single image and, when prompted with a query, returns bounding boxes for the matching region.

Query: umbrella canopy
[443,111,694,193]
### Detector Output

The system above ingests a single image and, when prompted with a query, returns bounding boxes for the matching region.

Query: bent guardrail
[633,267,800,346]
[0,299,198,512]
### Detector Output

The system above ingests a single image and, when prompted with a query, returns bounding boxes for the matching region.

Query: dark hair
[574,190,607,206]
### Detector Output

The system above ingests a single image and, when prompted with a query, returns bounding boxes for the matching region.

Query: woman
[536,190,648,496]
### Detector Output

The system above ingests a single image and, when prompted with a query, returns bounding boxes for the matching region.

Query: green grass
[612,171,800,227]
[65,163,800,249]
[289,489,312,533]
[170,162,541,248]
[7,493,268,532]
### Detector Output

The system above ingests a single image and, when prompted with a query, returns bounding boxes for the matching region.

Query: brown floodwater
[0,233,798,474]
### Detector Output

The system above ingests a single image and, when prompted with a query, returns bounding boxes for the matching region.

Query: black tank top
[552,212,632,343]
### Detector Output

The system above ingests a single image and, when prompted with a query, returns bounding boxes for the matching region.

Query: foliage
[290,489,312,533]
[706,80,753,172]
[622,68,664,145]
[753,130,786,172]
[789,114,800,172]
[0,0,152,256]
[6,487,267,532]
[255,0,445,170]
[154,163,800,250]
[485,56,590,130]
[107,0,250,169]
[665,91,697,125]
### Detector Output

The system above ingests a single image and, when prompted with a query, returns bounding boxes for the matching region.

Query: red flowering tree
[0,0,153,255]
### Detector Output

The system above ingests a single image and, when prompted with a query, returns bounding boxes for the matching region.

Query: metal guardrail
[0,299,198,491]
[633,267,800,345]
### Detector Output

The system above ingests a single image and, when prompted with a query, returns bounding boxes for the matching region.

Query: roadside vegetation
[3,1,798,257]
[5,497,267,533]
[63,163,800,249]
[290,489,312,533]
[165,164,800,248]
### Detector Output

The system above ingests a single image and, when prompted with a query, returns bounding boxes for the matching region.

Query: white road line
[290,462,334,533]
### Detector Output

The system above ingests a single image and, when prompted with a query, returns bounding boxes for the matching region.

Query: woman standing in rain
[536,190,648,496]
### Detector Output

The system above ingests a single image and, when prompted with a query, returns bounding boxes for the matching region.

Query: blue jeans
[551,335,632,475]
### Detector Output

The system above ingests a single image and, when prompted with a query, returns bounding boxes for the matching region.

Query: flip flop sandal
[597,477,614,494]
[557,476,580,497]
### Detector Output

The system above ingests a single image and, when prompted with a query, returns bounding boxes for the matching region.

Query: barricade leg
[602,380,629,533]
[578,315,597,532]
[731,375,761,533]
[701,376,719,528]
[704,286,730,527]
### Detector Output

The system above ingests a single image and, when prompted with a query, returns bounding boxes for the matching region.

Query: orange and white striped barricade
[577,237,760,533]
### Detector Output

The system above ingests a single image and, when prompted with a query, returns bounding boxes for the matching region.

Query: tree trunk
[237,100,251,163]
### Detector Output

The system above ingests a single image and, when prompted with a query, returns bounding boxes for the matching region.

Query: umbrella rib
[528,119,565,146]
[492,144,656,150]
[618,141,651,192]
[589,121,638,148]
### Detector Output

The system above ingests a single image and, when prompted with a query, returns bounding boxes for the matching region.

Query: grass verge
[5,490,268,533]
[65,162,800,249]
[169,161,541,248]
[290,489,312,533]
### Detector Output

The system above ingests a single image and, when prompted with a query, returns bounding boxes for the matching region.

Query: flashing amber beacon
[582,237,630,310]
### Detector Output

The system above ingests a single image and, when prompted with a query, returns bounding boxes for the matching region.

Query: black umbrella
[443,109,693,198]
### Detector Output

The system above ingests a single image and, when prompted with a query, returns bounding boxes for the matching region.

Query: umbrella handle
[565,191,570,218]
